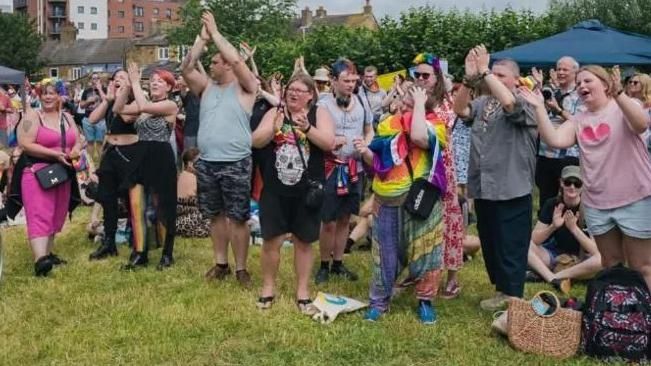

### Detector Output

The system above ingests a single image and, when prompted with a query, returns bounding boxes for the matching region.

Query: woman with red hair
[114,64,179,270]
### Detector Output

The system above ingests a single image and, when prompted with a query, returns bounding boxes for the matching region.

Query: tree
[547,0,651,35]
[167,0,297,48]
[0,13,44,76]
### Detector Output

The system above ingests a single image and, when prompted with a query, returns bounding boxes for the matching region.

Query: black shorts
[259,190,320,243]
[196,157,252,223]
[320,172,362,222]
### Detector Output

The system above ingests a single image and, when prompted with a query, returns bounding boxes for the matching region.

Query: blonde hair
[578,65,618,98]
[632,73,651,106]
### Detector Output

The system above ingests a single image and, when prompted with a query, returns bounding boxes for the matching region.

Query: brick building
[14,0,184,40]
[107,0,183,39]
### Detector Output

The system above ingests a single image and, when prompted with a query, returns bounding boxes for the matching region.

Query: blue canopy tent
[491,20,651,68]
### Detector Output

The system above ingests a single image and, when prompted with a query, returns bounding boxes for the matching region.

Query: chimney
[60,21,77,45]
[363,0,372,15]
[300,6,312,27]
[315,6,326,18]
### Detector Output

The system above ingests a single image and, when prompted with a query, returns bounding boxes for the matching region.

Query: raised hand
[549,69,559,88]
[240,42,256,60]
[106,80,116,101]
[475,44,490,74]
[293,111,310,132]
[464,48,478,77]
[518,86,545,109]
[531,67,544,86]
[127,62,140,84]
[611,65,622,94]
[200,24,210,41]
[201,11,218,36]
[411,86,428,107]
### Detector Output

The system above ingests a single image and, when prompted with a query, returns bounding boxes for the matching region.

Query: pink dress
[21,120,76,239]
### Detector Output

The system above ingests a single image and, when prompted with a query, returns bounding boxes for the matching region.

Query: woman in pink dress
[14,81,82,277]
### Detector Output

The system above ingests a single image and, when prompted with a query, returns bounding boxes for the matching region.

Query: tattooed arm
[17,111,71,165]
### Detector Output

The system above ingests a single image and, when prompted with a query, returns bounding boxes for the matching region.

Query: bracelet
[478,70,491,80]
[616,89,624,97]
[303,124,312,134]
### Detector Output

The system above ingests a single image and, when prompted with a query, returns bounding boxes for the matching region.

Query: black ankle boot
[121,252,148,271]
[34,256,54,277]
[89,238,118,261]
[156,254,174,271]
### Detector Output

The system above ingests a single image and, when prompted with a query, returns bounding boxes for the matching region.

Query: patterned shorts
[195,157,252,223]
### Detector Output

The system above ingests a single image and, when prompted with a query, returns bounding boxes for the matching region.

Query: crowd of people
[1,10,650,325]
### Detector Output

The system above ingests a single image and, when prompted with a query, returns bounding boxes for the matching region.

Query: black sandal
[256,296,274,309]
[297,299,318,316]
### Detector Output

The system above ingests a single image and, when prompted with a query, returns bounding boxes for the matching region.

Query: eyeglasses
[413,72,432,80]
[286,88,310,94]
[562,179,583,189]
[628,80,640,85]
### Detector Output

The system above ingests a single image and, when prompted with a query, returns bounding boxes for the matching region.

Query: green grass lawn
[0,207,613,365]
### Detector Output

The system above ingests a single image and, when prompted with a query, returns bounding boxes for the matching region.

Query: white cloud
[296,0,549,18]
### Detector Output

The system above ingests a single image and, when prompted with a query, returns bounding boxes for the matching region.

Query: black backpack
[582,264,651,362]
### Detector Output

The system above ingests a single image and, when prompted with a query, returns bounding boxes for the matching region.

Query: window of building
[78,22,84,29]
[177,45,189,61]
[135,6,144,17]
[158,47,169,61]
[77,6,84,14]
[91,23,97,30]
[118,26,124,33]
[118,10,124,18]
[107,25,111,32]
[49,68,59,78]
[165,8,172,19]
[134,22,144,32]
[72,67,82,80]
[153,8,159,15]
[90,7,97,14]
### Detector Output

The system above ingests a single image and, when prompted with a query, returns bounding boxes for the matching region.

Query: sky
[295,0,549,18]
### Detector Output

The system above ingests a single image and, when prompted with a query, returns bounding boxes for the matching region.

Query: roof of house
[40,38,132,66]
[293,12,377,31]
[134,33,169,47]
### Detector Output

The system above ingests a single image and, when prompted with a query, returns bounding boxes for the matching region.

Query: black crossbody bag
[400,120,440,220]
[288,117,324,210]
[32,114,70,189]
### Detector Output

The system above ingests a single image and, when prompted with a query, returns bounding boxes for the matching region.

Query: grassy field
[0,207,613,366]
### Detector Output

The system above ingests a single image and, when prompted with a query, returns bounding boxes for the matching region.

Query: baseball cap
[561,165,581,181]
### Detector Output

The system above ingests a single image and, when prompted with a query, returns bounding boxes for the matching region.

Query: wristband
[303,124,312,134]
[478,70,491,80]
[616,89,624,97]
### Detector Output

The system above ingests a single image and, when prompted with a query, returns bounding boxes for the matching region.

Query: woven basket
[507,291,582,359]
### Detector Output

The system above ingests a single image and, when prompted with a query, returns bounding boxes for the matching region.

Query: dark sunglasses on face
[413,72,432,80]
[562,178,583,188]
[628,80,640,85]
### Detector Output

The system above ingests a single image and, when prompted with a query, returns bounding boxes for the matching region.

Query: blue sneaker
[417,302,437,325]
[364,307,383,322]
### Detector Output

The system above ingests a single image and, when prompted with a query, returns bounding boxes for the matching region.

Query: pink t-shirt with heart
[574,100,651,209]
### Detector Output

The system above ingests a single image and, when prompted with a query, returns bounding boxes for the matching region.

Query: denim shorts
[584,196,651,239]
[82,117,107,142]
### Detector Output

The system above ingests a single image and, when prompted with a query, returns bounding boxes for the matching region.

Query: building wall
[68,0,107,39]
[42,63,123,81]
[0,0,13,13]
[108,0,182,39]
[14,0,68,40]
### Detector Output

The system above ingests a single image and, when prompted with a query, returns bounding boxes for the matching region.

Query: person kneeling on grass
[526,166,602,294]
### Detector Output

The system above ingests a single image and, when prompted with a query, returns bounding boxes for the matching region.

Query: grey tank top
[198,82,252,162]
[136,115,172,142]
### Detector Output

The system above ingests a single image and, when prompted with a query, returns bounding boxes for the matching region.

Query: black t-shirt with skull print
[259,105,324,197]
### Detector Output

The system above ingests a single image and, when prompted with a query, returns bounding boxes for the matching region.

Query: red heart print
[580,123,610,144]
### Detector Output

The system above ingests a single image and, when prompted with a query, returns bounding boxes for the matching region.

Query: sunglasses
[413,72,432,80]
[628,80,640,85]
[562,179,583,189]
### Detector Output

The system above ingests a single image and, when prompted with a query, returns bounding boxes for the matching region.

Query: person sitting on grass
[526,165,602,294]
[176,148,210,238]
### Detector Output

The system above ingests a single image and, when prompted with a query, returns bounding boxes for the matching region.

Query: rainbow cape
[369,111,447,197]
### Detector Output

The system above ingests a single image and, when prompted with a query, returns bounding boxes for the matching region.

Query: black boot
[34,256,54,277]
[89,237,118,261]
[121,252,148,271]
[48,252,67,266]
[157,232,174,271]
[157,255,174,271]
